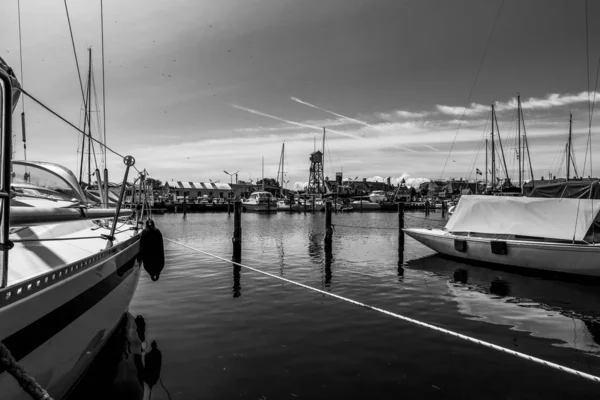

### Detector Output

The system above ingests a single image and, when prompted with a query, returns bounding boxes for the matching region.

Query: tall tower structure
[307,150,324,194]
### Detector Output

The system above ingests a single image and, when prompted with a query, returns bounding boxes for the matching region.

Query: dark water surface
[72,211,600,399]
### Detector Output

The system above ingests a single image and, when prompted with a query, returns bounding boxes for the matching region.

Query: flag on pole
[476,168,482,175]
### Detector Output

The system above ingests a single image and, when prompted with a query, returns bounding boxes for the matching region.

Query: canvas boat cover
[527,180,600,199]
[446,195,600,241]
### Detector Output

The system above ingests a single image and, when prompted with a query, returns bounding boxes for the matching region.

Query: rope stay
[164,237,600,385]
[18,87,138,173]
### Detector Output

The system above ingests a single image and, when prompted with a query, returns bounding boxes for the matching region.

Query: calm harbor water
[71,211,600,399]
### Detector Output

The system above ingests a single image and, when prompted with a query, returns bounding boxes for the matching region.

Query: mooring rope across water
[165,237,600,384]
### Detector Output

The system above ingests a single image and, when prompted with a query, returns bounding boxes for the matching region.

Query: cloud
[393,173,430,188]
[232,104,359,138]
[379,110,430,120]
[436,103,489,117]
[436,91,600,117]
[294,181,308,190]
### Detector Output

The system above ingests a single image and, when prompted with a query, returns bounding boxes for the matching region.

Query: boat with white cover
[0,57,155,399]
[404,195,600,277]
[243,191,277,212]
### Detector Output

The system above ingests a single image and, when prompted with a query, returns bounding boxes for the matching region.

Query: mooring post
[360,195,363,214]
[228,197,231,216]
[289,194,293,214]
[398,202,405,259]
[425,200,429,216]
[325,201,333,246]
[268,195,271,214]
[304,196,307,214]
[441,200,446,218]
[183,193,187,217]
[233,200,242,259]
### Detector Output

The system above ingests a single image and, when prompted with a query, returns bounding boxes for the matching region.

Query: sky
[2,0,600,189]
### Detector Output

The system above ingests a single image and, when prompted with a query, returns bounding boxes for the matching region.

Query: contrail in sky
[290,96,380,130]
[422,144,439,151]
[231,104,358,138]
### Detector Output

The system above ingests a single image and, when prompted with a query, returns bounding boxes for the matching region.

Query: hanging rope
[0,341,53,400]
[164,238,600,385]
[440,0,504,178]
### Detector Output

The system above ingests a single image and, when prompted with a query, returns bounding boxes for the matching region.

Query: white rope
[164,237,600,384]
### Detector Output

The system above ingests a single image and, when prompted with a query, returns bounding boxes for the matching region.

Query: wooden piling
[325,201,333,245]
[360,195,363,213]
[304,196,307,214]
[312,195,315,214]
[233,200,242,259]
[228,197,231,216]
[183,193,187,217]
[268,196,271,213]
[398,202,404,259]
[425,200,429,216]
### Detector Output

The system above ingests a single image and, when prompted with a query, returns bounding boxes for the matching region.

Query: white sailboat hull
[0,233,141,399]
[404,228,600,277]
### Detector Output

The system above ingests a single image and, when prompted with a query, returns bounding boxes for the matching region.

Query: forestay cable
[164,237,600,385]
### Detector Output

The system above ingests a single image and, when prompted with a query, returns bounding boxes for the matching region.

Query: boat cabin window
[11,163,82,202]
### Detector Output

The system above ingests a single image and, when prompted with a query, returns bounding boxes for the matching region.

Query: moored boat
[243,191,277,212]
[404,195,600,277]
[0,57,158,399]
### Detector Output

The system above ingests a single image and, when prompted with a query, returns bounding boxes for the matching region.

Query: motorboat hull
[243,203,276,213]
[0,235,141,399]
[404,228,600,277]
[351,201,381,211]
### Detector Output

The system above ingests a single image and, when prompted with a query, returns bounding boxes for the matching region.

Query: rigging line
[17,0,25,113]
[439,0,504,178]
[18,87,134,166]
[63,0,86,103]
[165,237,600,385]
[101,0,107,167]
[91,65,106,167]
[583,57,600,176]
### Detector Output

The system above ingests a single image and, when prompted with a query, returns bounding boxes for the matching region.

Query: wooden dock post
[325,201,333,246]
[312,195,315,214]
[398,202,404,257]
[441,200,446,217]
[303,196,307,214]
[425,200,429,216]
[360,195,363,213]
[183,193,187,217]
[267,196,271,214]
[228,197,231,216]
[233,200,242,260]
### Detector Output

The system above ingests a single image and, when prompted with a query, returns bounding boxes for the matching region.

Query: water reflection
[323,241,333,288]
[232,263,241,298]
[68,313,168,399]
[407,254,600,354]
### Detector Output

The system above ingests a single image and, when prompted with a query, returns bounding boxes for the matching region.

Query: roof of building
[167,181,232,190]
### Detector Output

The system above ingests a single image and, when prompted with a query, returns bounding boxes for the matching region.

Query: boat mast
[485,138,488,193]
[517,94,521,190]
[567,113,572,181]
[491,105,496,190]
[262,156,265,191]
[86,47,92,187]
[322,127,326,194]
